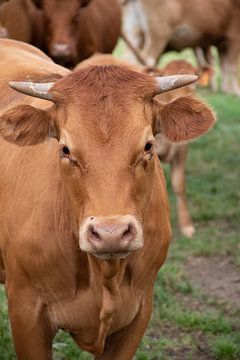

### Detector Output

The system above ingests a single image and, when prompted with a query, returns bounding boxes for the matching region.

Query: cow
[0,0,44,47]
[76,55,210,237]
[32,0,121,67]
[121,0,240,95]
[0,39,215,359]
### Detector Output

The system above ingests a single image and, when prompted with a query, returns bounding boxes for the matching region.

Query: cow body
[36,0,121,67]
[0,40,215,359]
[122,0,240,95]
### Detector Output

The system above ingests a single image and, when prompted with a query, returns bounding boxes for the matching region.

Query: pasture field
[0,58,240,358]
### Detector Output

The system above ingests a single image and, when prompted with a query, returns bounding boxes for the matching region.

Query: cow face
[1,66,215,259]
[40,0,92,65]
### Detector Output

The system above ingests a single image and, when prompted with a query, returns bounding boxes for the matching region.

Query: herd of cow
[122,0,240,96]
[0,0,227,359]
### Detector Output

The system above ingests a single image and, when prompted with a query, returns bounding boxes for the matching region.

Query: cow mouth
[93,251,130,260]
[51,56,75,68]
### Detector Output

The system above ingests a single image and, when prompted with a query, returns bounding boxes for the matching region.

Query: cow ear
[153,95,216,142]
[0,105,59,146]
[81,0,92,7]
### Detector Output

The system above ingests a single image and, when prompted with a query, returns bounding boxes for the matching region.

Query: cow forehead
[51,65,156,103]
[52,65,155,144]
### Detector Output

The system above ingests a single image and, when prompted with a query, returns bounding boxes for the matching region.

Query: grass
[0,50,240,359]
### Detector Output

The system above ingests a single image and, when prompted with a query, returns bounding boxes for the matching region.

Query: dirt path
[185,255,240,310]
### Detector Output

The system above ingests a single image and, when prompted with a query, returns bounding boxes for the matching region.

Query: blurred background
[0,0,240,359]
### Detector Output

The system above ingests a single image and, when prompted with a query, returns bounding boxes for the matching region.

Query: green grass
[212,335,240,360]
[0,51,240,359]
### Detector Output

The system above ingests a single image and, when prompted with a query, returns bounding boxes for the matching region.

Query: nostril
[51,44,71,58]
[89,225,101,242]
[121,223,135,242]
[122,224,131,238]
[0,28,8,38]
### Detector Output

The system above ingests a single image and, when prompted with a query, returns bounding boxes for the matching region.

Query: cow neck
[96,259,122,355]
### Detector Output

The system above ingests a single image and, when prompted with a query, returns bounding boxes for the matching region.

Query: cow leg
[220,56,231,94]
[170,146,195,238]
[95,290,153,360]
[205,47,219,92]
[219,37,240,95]
[7,284,55,360]
[220,56,240,95]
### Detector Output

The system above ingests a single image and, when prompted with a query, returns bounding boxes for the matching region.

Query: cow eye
[144,142,152,152]
[62,145,70,156]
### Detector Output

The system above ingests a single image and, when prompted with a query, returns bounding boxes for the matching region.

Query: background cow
[0,39,215,359]
[32,0,121,67]
[121,0,240,95]
[0,0,44,46]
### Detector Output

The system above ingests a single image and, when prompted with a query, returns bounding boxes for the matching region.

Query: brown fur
[0,105,54,145]
[157,96,215,142]
[0,41,215,359]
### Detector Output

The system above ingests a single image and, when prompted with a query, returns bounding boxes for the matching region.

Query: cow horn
[154,75,198,94]
[8,81,55,100]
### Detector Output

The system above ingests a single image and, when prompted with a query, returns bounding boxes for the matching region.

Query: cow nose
[80,216,143,259]
[89,222,134,246]
[0,27,8,38]
[50,43,72,58]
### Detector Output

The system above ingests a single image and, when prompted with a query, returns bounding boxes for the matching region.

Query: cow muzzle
[79,215,143,260]
[50,43,74,64]
[0,26,8,38]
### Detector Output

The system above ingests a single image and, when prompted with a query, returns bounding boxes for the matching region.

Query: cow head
[0,66,215,260]
[36,0,92,65]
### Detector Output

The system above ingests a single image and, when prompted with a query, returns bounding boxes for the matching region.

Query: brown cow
[0,39,215,359]
[0,0,44,47]
[121,0,240,95]
[33,0,121,67]
[76,55,209,237]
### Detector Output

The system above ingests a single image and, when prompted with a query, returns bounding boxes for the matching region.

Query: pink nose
[89,221,134,246]
[0,27,8,38]
[50,43,72,58]
[80,216,143,259]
